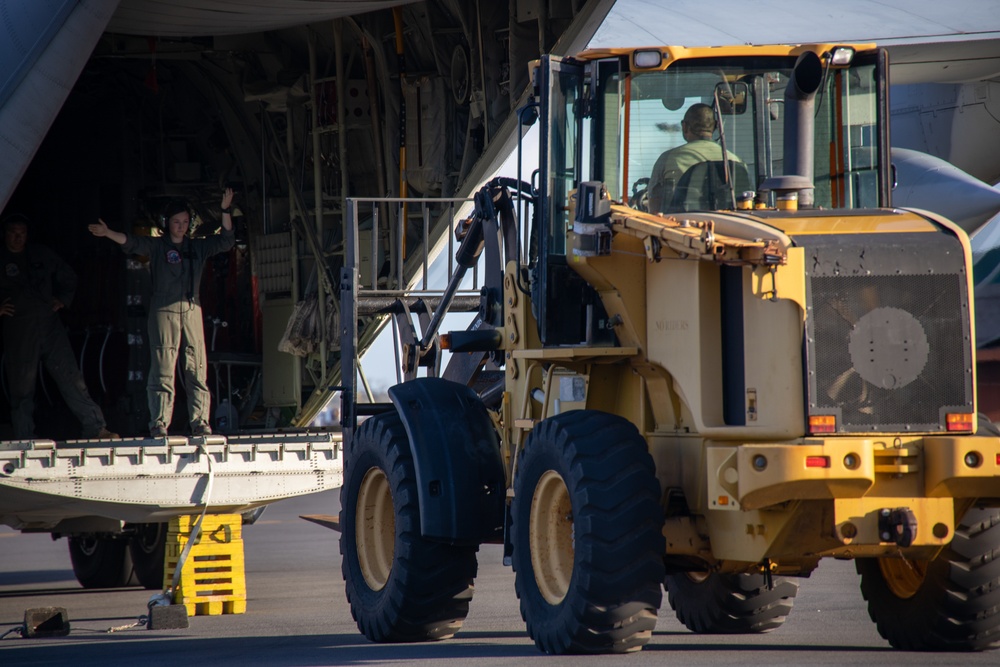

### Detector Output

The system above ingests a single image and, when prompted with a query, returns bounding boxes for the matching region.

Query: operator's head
[160,199,191,242]
[682,103,717,141]
[2,213,29,253]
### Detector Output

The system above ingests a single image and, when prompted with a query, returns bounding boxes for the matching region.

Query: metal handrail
[340,195,481,439]
[346,196,479,295]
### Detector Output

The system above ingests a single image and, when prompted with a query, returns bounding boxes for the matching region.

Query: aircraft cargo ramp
[0,432,342,532]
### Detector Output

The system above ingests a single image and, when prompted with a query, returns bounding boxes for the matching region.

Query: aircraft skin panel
[888,38,1000,84]
[920,101,1000,185]
[0,0,119,212]
[107,0,416,37]
[590,0,1000,84]
[0,0,78,110]
[591,0,1000,49]
[892,82,1000,185]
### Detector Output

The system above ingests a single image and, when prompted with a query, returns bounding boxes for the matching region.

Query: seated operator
[647,103,743,214]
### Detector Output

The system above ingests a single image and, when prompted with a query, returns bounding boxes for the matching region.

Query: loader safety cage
[338,196,485,443]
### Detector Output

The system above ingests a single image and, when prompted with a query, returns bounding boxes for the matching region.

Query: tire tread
[856,507,1000,651]
[341,413,478,643]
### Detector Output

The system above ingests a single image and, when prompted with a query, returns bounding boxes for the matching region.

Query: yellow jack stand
[164,514,247,616]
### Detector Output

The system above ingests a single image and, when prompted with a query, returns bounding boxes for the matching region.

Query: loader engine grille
[804,232,972,433]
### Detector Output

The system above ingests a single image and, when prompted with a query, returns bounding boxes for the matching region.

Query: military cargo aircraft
[0,0,998,587]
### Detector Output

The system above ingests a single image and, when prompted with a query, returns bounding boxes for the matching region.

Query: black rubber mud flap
[388,377,505,544]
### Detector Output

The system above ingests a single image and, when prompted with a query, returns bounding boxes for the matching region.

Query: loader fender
[388,378,505,544]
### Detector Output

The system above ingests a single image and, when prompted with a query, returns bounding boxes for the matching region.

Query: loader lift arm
[608,205,789,267]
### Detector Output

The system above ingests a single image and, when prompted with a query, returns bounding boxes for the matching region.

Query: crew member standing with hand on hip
[89,188,235,437]
[0,214,117,440]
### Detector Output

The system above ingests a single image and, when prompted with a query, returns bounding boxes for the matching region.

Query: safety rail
[347,197,481,296]
[340,196,482,438]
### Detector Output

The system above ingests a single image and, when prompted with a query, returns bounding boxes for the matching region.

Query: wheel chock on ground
[165,514,247,616]
[147,604,189,630]
[24,607,70,637]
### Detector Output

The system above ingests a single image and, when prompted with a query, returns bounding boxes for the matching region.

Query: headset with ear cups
[158,199,194,230]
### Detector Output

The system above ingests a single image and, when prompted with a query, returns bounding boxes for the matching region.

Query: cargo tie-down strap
[168,443,217,597]
[107,442,217,633]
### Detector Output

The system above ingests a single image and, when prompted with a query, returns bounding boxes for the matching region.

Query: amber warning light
[809,415,836,433]
[946,413,974,432]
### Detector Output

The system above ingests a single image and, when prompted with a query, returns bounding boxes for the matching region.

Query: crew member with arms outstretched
[89,189,235,437]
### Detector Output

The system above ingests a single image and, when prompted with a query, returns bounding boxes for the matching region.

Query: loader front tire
[511,410,665,654]
[856,507,1000,651]
[340,412,478,642]
[664,571,799,633]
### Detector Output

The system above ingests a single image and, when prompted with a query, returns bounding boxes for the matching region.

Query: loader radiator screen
[804,232,972,432]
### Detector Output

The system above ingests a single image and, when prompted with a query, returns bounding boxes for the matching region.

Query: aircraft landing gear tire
[664,571,799,633]
[340,412,478,642]
[856,507,1000,651]
[128,522,167,590]
[68,534,135,589]
[511,410,665,654]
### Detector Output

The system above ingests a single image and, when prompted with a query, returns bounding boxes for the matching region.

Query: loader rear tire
[68,535,135,589]
[664,571,799,633]
[856,507,1000,651]
[340,412,478,642]
[511,410,665,654]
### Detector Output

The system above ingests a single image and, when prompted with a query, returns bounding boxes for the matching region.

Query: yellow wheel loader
[338,43,1000,653]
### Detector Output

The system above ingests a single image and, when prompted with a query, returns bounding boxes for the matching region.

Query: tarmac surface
[1,489,998,666]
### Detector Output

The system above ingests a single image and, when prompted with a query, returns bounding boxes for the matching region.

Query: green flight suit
[122,228,235,431]
[0,244,107,439]
[648,139,742,213]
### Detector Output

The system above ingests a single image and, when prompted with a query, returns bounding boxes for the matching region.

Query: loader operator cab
[531,44,890,345]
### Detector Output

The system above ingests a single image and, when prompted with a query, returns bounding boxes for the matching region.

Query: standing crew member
[0,214,117,440]
[88,189,235,437]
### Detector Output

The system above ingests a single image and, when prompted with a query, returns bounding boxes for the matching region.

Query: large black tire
[856,507,1000,651]
[128,522,167,590]
[511,410,665,654]
[68,535,135,589]
[340,412,478,642]
[665,571,799,633]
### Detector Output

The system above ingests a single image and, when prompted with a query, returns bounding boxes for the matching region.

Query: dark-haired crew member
[88,189,235,437]
[647,103,743,213]
[0,214,117,440]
